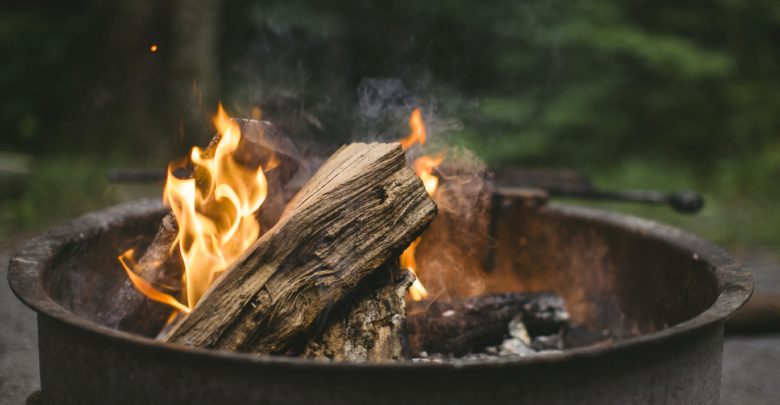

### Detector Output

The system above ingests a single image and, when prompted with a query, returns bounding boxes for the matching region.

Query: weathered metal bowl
[8,197,752,404]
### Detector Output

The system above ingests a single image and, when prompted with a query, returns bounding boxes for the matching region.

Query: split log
[406,291,569,356]
[164,142,437,354]
[304,266,415,362]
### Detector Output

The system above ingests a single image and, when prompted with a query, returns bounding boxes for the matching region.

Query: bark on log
[304,266,415,362]
[164,142,437,354]
[406,291,568,356]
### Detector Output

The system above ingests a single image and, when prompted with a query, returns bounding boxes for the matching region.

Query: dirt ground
[2,246,779,404]
[0,249,39,405]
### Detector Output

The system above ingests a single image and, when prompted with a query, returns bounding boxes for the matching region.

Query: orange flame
[400,108,426,150]
[121,103,268,312]
[118,250,190,314]
[400,108,443,301]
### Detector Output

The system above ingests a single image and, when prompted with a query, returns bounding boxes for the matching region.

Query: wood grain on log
[406,291,568,356]
[304,266,415,362]
[165,142,437,354]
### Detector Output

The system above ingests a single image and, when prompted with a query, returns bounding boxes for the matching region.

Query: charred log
[406,291,568,356]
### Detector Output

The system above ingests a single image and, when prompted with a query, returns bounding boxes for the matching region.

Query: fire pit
[9,191,751,404]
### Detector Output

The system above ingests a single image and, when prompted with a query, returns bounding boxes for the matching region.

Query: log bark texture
[304,266,415,362]
[406,291,568,356]
[165,142,437,354]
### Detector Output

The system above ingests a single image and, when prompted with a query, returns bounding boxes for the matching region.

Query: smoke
[416,148,493,301]
[352,78,463,147]
[223,75,494,303]
[352,78,493,301]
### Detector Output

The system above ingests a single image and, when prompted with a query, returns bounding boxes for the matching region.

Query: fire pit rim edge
[6,198,753,368]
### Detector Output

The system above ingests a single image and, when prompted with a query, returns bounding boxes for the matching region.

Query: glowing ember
[150,44,158,53]
[120,103,268,312]
[400,108,443,301]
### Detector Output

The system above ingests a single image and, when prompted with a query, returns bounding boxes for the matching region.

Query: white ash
[508,315,532,345]
[411,315,562,363]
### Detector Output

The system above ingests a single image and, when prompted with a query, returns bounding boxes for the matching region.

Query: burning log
[112,215,183,336]
[206,118,308,229]
[304,265,415,362]
[164,142,437,354]
[406,292,569,356]
[114,119,305,335]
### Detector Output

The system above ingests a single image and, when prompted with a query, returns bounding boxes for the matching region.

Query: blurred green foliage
[1,159,109,232]
[2,0,780,249]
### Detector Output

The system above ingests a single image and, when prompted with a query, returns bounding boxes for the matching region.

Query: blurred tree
[4,0,780,245]
[0,0,222,160]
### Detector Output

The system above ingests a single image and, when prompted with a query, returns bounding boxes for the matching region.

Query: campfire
[111,104,583,362]
[7,121,751,402]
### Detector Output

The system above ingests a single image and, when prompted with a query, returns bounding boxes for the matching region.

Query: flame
[150,44,158,53]
[118,250,190,314]
[121,103,268,312]
[400,108,443,301]
[413,154,445,194]
[400,108,426,150]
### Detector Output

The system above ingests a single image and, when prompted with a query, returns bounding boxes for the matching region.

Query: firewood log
[406,291,569,356]
[164,142,437,354]
[114,120,306,336]
[304,266,415,362]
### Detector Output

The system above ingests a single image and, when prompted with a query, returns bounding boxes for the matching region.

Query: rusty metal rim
[7,199,753,370]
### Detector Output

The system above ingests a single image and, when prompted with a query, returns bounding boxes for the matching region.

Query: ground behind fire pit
[1,247,40,404]
[1,245,779,404]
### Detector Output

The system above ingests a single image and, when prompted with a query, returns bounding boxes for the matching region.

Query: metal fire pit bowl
[8,197,752,405]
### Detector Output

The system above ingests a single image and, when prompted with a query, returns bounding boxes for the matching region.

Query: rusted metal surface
[7,197,752,404]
